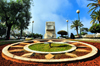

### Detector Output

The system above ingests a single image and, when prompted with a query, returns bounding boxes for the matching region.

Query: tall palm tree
[90,10,100,24]
[71,20,83,37]
[87,0,100,15]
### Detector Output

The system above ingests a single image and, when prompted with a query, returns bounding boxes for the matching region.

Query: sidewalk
[75,38,100,41]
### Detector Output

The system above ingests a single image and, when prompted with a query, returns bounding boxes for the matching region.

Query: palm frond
[88,7,96,13]
[90,20,94,24]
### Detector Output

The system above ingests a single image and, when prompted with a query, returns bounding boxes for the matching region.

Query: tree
[0,22,6,37]
[90,10,100,24]
[10,25,20,38]
[15,0,32,39]
[81,27,88,35]
[0,0,32,40]
[71,20,83,37]
[22,32,26,38]
[39,34,43,39]
[89,23,100,33]
[25,33,43,39]
[81,32,87,35]
[0,0,23,40]
[57,30,68,37]
[87,0,100,15]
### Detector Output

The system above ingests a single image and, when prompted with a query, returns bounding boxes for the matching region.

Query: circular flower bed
[1,40,98,64]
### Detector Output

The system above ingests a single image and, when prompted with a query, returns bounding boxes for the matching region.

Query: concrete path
[11,46,24,48]
[9,49,24,52]
[45,53,54,59]
[75,49,91,52]
[21,52,34,57]
[65,52,78,58]
[75,38,100,42]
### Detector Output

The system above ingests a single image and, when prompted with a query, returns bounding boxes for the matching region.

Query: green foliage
[90,10,100,24]
[25,38,33,41]
[87,0,100,15]
[0,0,33,40]
[57,30,68,37]
[70,20,83,37]
[0,22,6,37]
[57,37,59,39]
[10,25,19,38]
[16,33,20,38]
[81,27,88,35]
[71,20,83,29]
[26,33,43,39]
[81,27,88,32]
[89,23,100,33]
[81,32,87,35]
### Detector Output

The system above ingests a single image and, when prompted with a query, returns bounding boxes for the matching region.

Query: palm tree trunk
[76,27,79,37]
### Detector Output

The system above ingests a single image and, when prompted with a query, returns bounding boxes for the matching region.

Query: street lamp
[66,20,69,38]
[32,21,34,38]
[76,10,81,37]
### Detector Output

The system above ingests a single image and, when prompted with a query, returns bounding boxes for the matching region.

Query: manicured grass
[29,43,72,52]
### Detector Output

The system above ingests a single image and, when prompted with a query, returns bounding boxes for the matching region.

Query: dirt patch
[8,47,23,50]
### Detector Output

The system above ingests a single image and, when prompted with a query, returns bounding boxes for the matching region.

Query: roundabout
[2,39,98,62]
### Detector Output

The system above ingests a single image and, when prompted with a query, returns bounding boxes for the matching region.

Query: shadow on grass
[51,45,68,48]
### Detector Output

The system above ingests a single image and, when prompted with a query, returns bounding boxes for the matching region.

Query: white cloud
[27,0,72,38]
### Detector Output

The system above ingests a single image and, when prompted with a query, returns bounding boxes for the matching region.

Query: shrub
[70,33,75,39]
[57,30,68,37]
[25,38,33,41]
[89,23,100,33]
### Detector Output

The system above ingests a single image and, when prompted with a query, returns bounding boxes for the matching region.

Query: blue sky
[26,0,94,38]
[6,0,94,37]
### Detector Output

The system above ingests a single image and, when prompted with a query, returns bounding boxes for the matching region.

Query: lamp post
[66,20,69,38]
[76,10,81,37]
[32,21,34,38]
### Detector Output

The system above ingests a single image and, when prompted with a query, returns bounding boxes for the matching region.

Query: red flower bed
[0,41,100,66]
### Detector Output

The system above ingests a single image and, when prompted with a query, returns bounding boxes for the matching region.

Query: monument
[44,22,56,39]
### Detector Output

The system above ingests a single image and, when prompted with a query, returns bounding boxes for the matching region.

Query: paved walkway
[75,38,100,41]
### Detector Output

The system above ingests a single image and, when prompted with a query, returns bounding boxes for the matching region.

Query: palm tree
[71,20,83,37]
[87,0,100,15]
[90,10,100,24]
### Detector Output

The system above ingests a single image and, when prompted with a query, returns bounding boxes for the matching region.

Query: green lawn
[29,43,72,52]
